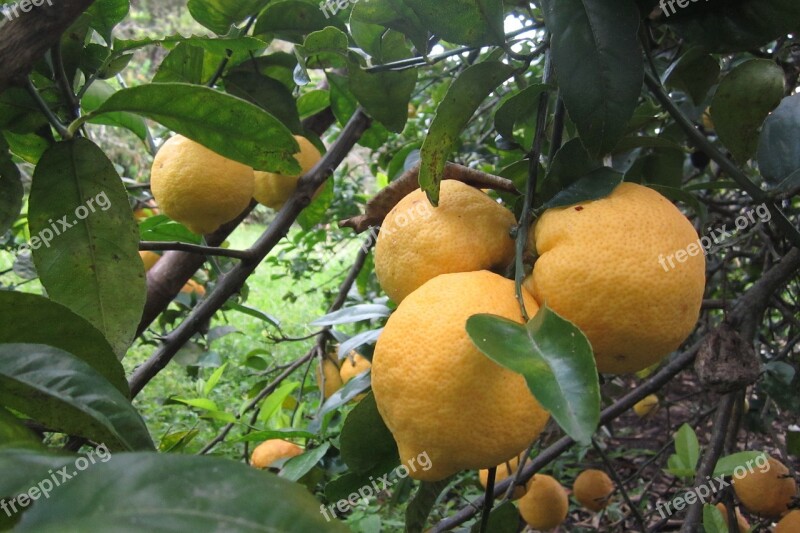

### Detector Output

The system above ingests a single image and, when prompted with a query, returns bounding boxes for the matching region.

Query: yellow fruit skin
[527,182,705,374]
[714,503,750,532]
[316,358,343,399]
[375,180,516,303]
[733,456,796,517]
[633,395,659,417]
[775,510,800,533]
[250,439,303,469]
[339,352,371,384]
[139,251,160,272]
[573,469,614,511]
[180,279,206,297]
[517,474,569,530]
[372,271,549,482]
[151,135,255,235]
[253,136,322,209]
[479,455,528,500]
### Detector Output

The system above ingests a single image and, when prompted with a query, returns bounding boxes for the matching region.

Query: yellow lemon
[253,136,322,209]
[315,357,343,399]
[633,395,659,417]
[250,439,303,469]
[518,474,569,530]
[775,510,800,532]
[479,454,528,500]
[139,251,160,272]
[733,455,796,517]
[573,469,614,511]
[714,503,750,532]
[339,352,371,384]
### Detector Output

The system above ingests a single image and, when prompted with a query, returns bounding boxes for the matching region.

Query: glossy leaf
[406,478,454,533]
[93,83,300,173]
[81,79,148,140]
[466,306,600,445]
[0,140,23,235]
[543,0,643,157]
[0,292,128,395]
[541,168,623,210]
[710,59,785,163]
[1,450,348,532]
[310,304,391,327]
[674,423,700,472]
[281,442,330,481]
[0,407,43,450]
[419,61,515,204]
[152,43,212,85]
[758,93,800,191]
[187,0,269,35]
[404,0,504,46]
[663,48,720,105]
[29,139,145,356]
[712,451,766,477]
[319,370,372,416]
[340,393,399,473]
[337,328,382,359]
[0,344,153,451]
[224,71,303,133]
[86,0,130,43]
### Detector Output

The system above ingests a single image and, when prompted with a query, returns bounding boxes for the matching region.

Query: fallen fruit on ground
[775,510,800,532]
[315,356,342,399]
[517,474,569,530]
[714,503,750,532]
[525,182,705,374]
[573,469,614,511]
[339,351,371,384]
[374,180,516,303]
[150,135,255,235]
[733,455,796,517]
[250,439,303,469]
[253,136,322,209]
[479,454,528,500]
[633,394,659,417]
[372,270,549,482]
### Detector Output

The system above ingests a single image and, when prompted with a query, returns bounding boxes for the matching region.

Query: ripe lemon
[733,455,796,517]
[180,279,206,297]
[714,503,750,532]
[315,356,342,399]
[479,454,528,500]
[150,135,255,235]
[525,182,705,374]
[339,352,371,384]
[250,439,303,469]
[253,136,322,209]
[775,510,800,532]
[374,180,516,303]
[633,395,659,417]
[139,251,160,272]
[573,469,614,511]
[372,271,549,482]
[517,474,569,530]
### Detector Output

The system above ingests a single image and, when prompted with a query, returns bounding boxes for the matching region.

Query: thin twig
[139,241,253,260]
[592,439,647,532]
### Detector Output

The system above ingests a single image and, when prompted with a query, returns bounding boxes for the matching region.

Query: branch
[139,241,253,260]
[0,0,96,93]
[129,109,372,397]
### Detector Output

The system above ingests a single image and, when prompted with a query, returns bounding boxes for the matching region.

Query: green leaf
[404,0,504,46]
[297,27,349,69]
[327,72,358,126]
[340,393,399,473]
[665,0,800,53]
[187,0,269,34]
[254,0,342,39]
[0,407,43,450]
[152,43,211,85]
[2,130,50,164]
[543,0,644,157]
[788,429,800,457]
[93,83,300,173]
[663,48,720,106]
[281,442,330,481]
[319,370,372,416]
[406,478,453,533]
[541,168,623,210]
[203,362,228,397]
[86,0,129,43]
[419,61,515,204]
[138,215,203,245]
[710,59,785,163]
[673,423,700,472]
[224,71,303,133]
[539,138,602,203]
[702,503,727,533]
[0,344,154,451]
[494,84,549,150]
[29,139,145,356]
[0,450,349,532]
[712,451,767,477]
[758,93,800,191]
[469,501,519,533]
[310,304,391,327]
[256,381,300,421]
[158,429,200,453]
[348,57,417,133]
[230,429,317,443]
[466,306,600,446]
[298,89,330,119]
[115,35,267,56]
[0,141,23,235]
[81,80,148,140]
[0,292,128,395]
[350,0,429,53]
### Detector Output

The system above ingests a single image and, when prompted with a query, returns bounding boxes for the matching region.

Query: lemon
[775,510,800,532]
[250,439,303,469]
[316,357,343,399]
[517,474,569,530]
[150,135,255,235]
[375,180,516,303]
[573,469,614,511]
[339,352,371,384]
[733,455,796,517]
[372,270,549,481]
[526,182,705,374]
[139,251,160,272]
[253,136,322,209]
[180,279,206,297]
[479,454,528,500]
[633,395,659,417]
[714,503,750,532]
